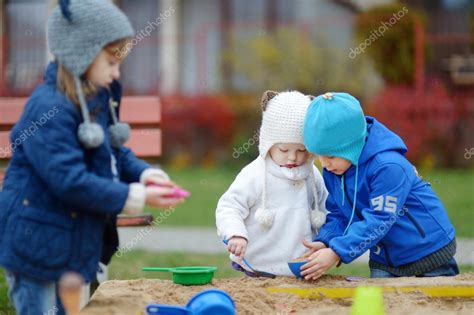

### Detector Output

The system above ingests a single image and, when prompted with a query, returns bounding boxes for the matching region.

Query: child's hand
[301,240,327,258]
[300,248,340,280]
[145,176,173,187]
[145,184,185,208]
[227,236,248,258]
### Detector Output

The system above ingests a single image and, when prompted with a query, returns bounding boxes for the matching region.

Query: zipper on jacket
[404,209,426,238]
[340,175,345,206]
[379,241,394,267]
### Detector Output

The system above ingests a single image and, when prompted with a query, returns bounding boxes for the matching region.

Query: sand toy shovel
[222,239,276,278]
[142,266,217,285]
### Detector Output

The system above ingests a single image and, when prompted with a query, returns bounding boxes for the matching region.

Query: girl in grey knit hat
[0,1,187,313]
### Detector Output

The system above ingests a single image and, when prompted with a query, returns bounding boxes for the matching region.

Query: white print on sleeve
[371,195,398,213]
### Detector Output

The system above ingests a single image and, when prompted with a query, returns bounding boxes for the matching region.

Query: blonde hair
[57,38,132,105]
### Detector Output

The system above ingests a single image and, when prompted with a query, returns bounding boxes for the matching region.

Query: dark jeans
[370,257,460,278]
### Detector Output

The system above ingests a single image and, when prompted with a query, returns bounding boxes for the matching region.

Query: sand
[81,273,474,315]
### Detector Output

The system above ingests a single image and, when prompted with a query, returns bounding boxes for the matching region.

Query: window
[1,0,48,96]
[119,0,161,95]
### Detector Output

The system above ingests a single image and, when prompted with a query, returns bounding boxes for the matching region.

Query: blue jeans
[370,257,460,278]
[5,270,65,315]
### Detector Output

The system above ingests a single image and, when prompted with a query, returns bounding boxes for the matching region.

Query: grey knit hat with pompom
[47,0,134,149]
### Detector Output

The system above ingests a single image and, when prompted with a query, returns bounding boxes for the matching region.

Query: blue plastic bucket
[186,289,236,315]
[287,261,308,278]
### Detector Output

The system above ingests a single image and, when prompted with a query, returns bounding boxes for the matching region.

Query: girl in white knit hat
[216,90,328,276]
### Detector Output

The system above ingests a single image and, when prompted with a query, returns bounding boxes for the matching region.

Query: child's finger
[302,239,313,249]
[157,197,181,205]
[311,273,324,281]
[156,198,184,207]
[145,178,176,187]
[146,186,175,196]
[234,245,242,257]
[308,250,321,261]
[304,267,321,280]
[301,259,319,272]
[164,197,185,205]
[301,250,314,258]
[303,263,324,279]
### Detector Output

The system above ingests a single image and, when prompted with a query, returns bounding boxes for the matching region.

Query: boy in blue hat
[300,92,458,279]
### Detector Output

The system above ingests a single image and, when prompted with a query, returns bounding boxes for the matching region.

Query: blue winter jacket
[0,62,150,282]
[315,117,456,267]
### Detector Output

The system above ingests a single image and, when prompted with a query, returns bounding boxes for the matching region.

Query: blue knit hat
[303,92,367,165]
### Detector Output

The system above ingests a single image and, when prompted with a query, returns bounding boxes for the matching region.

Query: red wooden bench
[0,96,162,226]
[0,96,162,158]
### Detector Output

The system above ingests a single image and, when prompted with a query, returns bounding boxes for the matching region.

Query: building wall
[0,0,359,97]
[178,0,222,94]
[0,0,49,96]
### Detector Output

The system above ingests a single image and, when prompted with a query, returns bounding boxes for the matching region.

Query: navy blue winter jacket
[0,62,150,282]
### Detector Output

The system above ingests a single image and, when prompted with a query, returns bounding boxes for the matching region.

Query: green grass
[421,169,474,238]
[145,166,238,227]
[0,271,13,314]
[148,166,474,237]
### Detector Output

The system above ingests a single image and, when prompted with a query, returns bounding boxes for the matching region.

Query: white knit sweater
[215,156,328,276]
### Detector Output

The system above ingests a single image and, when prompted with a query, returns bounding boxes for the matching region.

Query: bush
[471,8,474,50]
[223,27,375,98]
[367,80,460,167]
[160,95,236,166]
[355,3,428,84]
[450,89,474,167]
[223,92,262,166]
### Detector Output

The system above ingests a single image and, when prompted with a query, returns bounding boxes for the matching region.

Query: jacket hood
[358,116,407,165]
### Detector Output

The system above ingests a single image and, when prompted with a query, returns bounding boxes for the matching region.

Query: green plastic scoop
[142,266,217,285]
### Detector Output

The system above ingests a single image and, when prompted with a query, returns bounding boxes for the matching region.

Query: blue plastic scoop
[146,289,235,315]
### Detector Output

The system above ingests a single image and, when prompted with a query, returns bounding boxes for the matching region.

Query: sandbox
[81,273,474,314]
